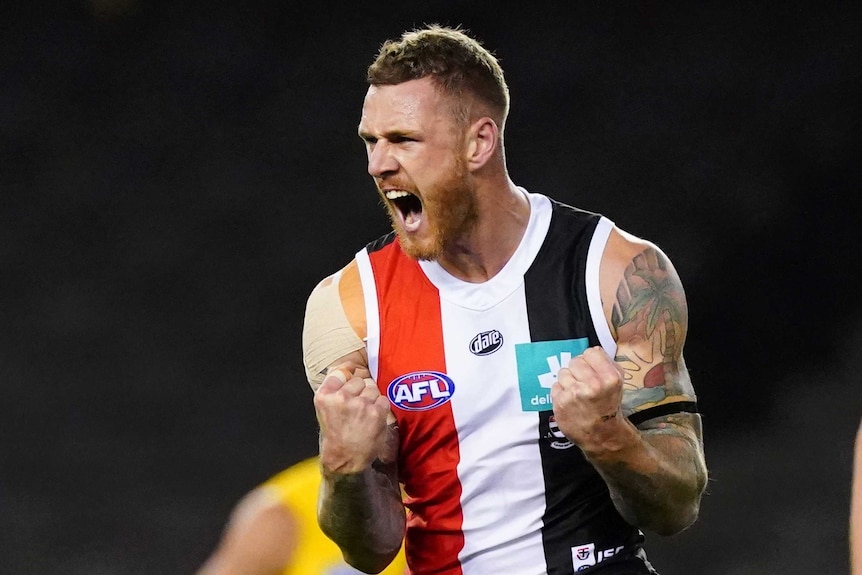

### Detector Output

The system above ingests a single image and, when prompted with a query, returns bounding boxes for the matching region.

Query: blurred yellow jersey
[261,456,408,575]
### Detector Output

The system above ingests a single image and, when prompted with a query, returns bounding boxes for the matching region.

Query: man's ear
[465,117,499,171]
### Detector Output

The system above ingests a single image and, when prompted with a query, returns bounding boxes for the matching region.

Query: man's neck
[435,181,530,283]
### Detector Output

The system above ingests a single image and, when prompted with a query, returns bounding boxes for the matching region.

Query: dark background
[2,1,861,573]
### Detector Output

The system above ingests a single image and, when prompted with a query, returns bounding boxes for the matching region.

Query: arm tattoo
[610,247,692,414]
[593,248,706,533]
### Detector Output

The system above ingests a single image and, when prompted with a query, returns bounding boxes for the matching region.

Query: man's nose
[367,141,398,177]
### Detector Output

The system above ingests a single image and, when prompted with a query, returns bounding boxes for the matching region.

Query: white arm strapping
[301,273,364,391]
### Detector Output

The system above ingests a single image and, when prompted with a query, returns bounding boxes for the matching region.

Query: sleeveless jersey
[354,192,657,575]
[260,457,408,575]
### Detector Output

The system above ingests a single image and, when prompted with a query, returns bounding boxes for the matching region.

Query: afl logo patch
[469,330,504,356]
[387,371,455,411]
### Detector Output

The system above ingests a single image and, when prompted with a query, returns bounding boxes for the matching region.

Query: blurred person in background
[852,418,862,575]
[196,456,407,575]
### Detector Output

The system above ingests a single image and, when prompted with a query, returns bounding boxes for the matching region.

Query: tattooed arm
[314,354,405,573]
[551,227,707,535]
[304,270,406,573]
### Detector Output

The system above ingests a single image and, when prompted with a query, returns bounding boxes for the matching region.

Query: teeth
[385,190,410,199]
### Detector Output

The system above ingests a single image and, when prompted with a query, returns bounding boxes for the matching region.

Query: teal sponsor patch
[515,338,589,411]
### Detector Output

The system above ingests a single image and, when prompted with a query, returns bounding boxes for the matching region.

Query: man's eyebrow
[358,128,415,141]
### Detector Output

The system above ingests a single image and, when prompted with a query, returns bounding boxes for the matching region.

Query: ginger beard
[379,154,479,261]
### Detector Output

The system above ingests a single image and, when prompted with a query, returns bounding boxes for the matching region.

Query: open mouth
[385,190,423,229]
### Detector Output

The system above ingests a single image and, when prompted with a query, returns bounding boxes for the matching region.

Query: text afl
[387,371,455,411]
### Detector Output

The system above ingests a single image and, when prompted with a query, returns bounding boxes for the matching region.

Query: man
[303,25,707,575]
[195,456,408,575]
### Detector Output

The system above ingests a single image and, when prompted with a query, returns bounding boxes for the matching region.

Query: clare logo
[515,339,589,412]
[469,329,504,356]
[387,371,455,411]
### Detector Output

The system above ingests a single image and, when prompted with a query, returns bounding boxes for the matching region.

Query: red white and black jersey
[355,191,658,575]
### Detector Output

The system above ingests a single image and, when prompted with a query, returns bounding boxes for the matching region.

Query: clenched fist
[550,346,636,456]
[314,363,393,474]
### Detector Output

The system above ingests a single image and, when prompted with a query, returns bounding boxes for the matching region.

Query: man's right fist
[314,364,392,474]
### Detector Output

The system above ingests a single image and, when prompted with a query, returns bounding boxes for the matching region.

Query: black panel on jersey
[366,230,397,254]
[524,201,600,340]
[524,200,653,575]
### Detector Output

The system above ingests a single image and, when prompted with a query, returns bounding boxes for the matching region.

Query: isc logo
[469,329,504,356]
[387,371,455,411]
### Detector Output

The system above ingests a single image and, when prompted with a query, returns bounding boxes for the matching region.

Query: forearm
[585,414,707,536]
[318,460,405,574]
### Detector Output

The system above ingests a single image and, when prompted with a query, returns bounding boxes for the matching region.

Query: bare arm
[552,229,707,535]
[584,363,706,535]
[302,269,406,572]
[314,357,406,573]
[195,489,297,575]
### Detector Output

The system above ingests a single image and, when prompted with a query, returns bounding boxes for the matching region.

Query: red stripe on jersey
[368,241,465,575]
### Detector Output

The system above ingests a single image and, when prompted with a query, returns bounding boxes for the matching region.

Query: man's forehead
[360,79,444,129]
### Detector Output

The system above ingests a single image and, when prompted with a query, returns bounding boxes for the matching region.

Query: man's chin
[396,232,440,261]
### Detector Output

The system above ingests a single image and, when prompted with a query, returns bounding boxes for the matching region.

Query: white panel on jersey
[586,216,617,357]
[355,248,381,380]
[418,190,551,311]
[440,284,548,575]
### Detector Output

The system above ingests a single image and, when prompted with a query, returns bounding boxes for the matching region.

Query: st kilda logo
[468,329,504,356]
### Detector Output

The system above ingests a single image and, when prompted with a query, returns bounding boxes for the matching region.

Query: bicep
[303,261,367,391]
[601,229,696,418]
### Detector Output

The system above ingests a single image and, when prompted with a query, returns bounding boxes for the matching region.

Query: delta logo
[387,370,455,411]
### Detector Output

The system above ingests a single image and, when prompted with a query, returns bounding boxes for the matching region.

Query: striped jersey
[351,191,658,574]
